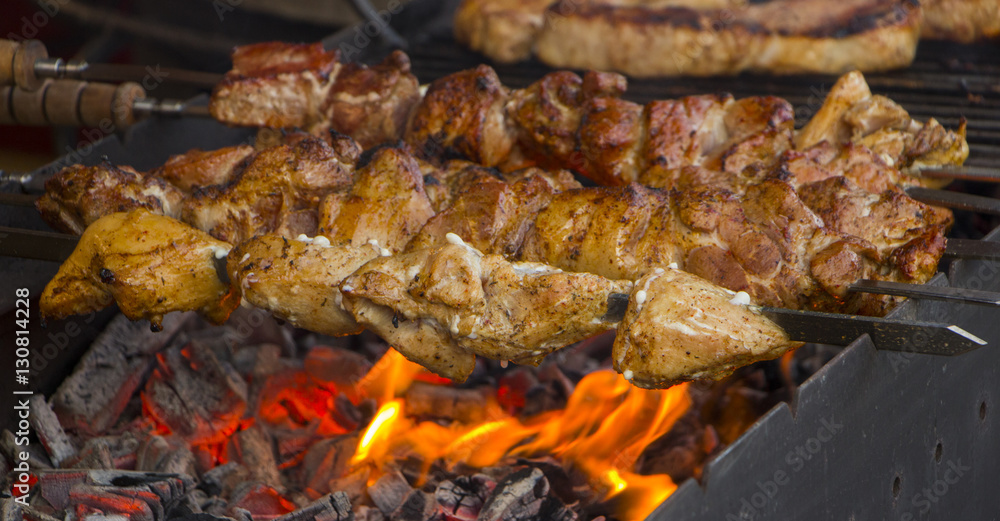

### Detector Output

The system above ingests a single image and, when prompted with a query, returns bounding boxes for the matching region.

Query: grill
[2,0,999,518]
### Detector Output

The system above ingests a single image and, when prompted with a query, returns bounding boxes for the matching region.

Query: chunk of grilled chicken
[148,145,256,191]
[182,136,358,244]
[795,71,968,185]
[318,51,421,148]
[406,65,516,168]
[210,43,419,148]
[408,165,580,256]
[614,268,798,389]
[341,238,633,375]
[318,145,435,253]
[36,163,185,235]
[210,42,341,129]
[40,209,238,328]
[227,235,379,338]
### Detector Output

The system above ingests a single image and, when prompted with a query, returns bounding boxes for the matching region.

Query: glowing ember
[343,353,692,521]
[140,342,697,521]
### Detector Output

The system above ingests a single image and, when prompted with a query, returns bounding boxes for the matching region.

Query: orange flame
[347,352,692,521]
[352,399,405,466]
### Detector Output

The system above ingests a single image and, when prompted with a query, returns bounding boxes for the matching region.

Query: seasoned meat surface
[341,239,633,366]
[614,268,798,389]
[318,146,436,253]
[182,137,356,244]
[210,42,341,129]
[228,234,378,338]
[456,0,921,76]
[148,145,256,191]
[39,209,237,327]
[36,163,185,235]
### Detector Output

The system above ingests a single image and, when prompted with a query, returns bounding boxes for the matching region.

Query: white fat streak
[667,263,678,270]
[622,369,633,381]
[313,235,331,247]
[511,262,562,276]
[446,232,465,246]
[380,247,391,257]
[449,315,460,336]
[240,253,250,263]
[407,265,421,280]
[634,290,647,306]
[209,245,230,259]
[296,234,313,243]
[728,291,751,306]
[419,84,429,97]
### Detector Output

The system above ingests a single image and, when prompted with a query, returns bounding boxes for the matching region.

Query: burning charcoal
[227,483,295,520]
[29,395,76,467]
[69,484,158,521]
[72,438,114,470]
[389,490,439,521]
[331,394,363,431]
[305,345,372,387]
[1,497,22,521]
[512,460,580,506]
[39,469,193,515]
[434,475,495,521]
[321,468,366,506]
[533,496,577,521]
[256,370,339,432]
[403,382,489,424]
[497,369,537,413]
[201,462,250,498]
[202,497,229,518]
[22,507,63,521]
[142,342,247,445]
[638,410,716,483]
[136,436,195,476]
[231,343,286,379]
[231,508,254,521]
[223,306,295,354]
[354,506,386,521]
[272,492,354,521]
[228,426,283,491]
[476,467,550,521]
[51,313,190,434]
[369,471,413,515]
[300,436,357,496]
[2,429,52,470]
[168,514,231,521]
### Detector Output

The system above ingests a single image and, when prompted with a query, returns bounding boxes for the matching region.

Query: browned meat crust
[210,42,341,129]
[210,44,419,148]
[36,163,185,235]
[921,0,1000,42]
[456,0,922,76]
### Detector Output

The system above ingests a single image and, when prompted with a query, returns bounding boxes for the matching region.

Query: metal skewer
[849,279,1000,307]
[914,166,1000,183]
[906,186,1000,216]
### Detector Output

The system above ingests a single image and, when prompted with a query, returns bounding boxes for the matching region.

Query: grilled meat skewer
[35,135,950,317]
[204,44,966,194]
[40,209,798,387]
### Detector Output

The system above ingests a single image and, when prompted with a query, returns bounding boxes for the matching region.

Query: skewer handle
[0,79,146,129]
[0,39,47,91]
